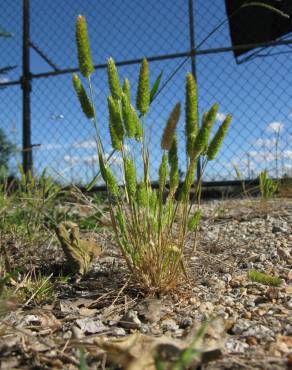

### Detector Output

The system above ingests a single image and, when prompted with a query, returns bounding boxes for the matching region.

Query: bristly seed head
[206,113,232,161]
[121,93,136,138]
[124,158,137,198]
[161,103,181,150]
[191,103,218,160]
[75,15,94,78]
[136,58,150,116]
[108,95,124,150]
[107,58,122,100]
[123,78,131,103]
[158,152,169,194]
[185,73,198,157]
[168,135,179,195]
[72,73,94,119]
[136,181,147,207]
[132,107,143,141]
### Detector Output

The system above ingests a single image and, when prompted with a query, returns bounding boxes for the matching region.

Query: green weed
[72,16,232,291]
[247,270,282,287]
[259,170,278,200]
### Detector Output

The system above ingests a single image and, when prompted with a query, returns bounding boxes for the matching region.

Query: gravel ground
[0,198,291,369]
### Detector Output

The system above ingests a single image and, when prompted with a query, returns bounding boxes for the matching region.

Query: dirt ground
[0,198,291,369]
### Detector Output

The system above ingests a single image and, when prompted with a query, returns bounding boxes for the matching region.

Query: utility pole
[22,0,32,173]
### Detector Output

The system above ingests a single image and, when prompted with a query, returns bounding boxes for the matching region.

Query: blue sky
[1,0,292,184]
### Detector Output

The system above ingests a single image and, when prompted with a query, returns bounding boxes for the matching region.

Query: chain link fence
[1,0,292,185]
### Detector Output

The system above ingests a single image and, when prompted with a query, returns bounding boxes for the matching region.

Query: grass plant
[247,270,282,287]
[0,166,61,241]
[259,170,278,200]
[72,15,232,291]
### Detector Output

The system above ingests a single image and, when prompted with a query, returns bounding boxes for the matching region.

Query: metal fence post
[22,0,32,173]
[188,0,201,180]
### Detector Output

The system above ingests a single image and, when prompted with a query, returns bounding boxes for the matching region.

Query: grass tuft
[247,270,282,286]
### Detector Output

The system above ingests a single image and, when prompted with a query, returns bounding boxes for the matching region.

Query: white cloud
[0,77,9,84]
[283,150,292,159]
[283,164,292,170]
[216,112,227,122]
[39,143,63,150]
[266,121,284,133]
[83,153,123,166]
[247,149,292,162]
[64,154,80,164]
[255,138,276,148]
[50,114,64,120]
[72,139,96,149]
[83,155,98,165]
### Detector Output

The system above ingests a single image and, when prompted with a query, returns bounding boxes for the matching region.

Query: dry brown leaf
[269,335,292,357]
[94,320,224,370]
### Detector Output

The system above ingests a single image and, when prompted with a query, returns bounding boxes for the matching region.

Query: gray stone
[110,327,126,336]
[179,317,193,329]
[76,318,108,334]
[119,310,141,329]
[231,319,252,335]
[225,338,249,353]
[161,318,179,332]
[272,225,287,233]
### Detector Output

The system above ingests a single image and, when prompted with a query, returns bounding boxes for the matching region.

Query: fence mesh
[1,0,292,185]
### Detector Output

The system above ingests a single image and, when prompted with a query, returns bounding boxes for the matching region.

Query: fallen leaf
[76,318,108,334]
[94,320,223,370]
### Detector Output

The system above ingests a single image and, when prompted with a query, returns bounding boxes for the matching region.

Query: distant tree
[0,128,15,178]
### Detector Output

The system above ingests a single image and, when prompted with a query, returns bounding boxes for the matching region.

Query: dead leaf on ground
[93,320,224,370]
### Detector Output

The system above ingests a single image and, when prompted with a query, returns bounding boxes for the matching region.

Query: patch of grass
[0,167,62,243]
[15,272,54,305]
[259,170,278,200]
[247,270,282,287]
[72,16,232,291]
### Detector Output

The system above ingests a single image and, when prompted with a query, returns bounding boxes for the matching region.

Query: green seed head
[106,167,119,196]
[116,208,126,233]
[179,160,195,202]
[136,181,147,207]
[188,209,201,231]
[124,158,137,198]
[75,15,94,78]
[206,114,232,161]
[72,73,94,119]
[107,57,122,100]
[149,189,158,213]
[123,78,131,102]
[158,152,168,193]
[136,58,150,116]
[161,103,181,150]
[98,151,107,181]
[109,120,122,150]
[192,103,218,159]
[132,108,143,141]
[168,136,179,195]
[108,95,124,150]
[121,93,136,138]
[185,73,198,157]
